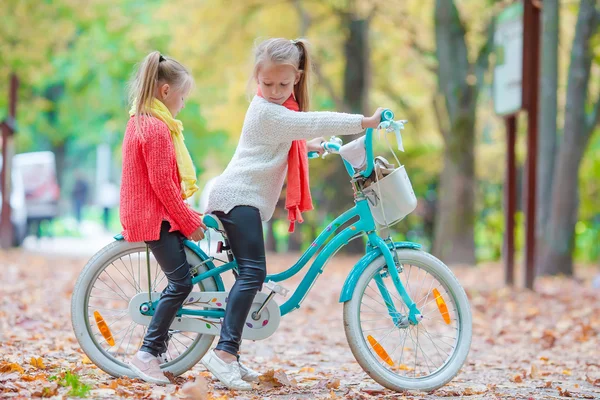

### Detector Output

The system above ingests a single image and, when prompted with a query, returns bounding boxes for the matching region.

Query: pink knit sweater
[119,116,202,242]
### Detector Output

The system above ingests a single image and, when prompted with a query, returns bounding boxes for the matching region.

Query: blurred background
[0,0,598,278]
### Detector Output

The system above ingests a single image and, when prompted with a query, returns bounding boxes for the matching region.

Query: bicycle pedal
[216,241,230,253]
[264,281,289,297]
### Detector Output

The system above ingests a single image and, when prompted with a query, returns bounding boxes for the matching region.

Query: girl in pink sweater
[120,51,205,384]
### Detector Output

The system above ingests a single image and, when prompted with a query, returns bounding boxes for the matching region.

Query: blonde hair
[128,51,194,117]
[252,38,312,111]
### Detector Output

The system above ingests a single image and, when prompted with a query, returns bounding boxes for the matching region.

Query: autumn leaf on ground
[0,363,24,374]
[31,382,59,398]
[181,376,210,399]
[530,363,539,379]
[462,385,488,395]
[298,366,315,373]
[557,386,573,397]
[541,330,557,349]
[585,375,600,387]
[315,378,341,390]
[512,374,523,383]
[258,369,298,388]
[30,357,46,369]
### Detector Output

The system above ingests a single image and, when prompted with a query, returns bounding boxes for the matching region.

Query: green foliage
[49,371,91,398]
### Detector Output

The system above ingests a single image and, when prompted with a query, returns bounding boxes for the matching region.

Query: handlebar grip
[308,151,320,159]
[381,109,394,123]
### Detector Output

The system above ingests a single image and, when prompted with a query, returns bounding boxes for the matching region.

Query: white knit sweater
[206,96,365,221]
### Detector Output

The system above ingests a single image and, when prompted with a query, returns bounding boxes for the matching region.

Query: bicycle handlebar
[308,108,396,178]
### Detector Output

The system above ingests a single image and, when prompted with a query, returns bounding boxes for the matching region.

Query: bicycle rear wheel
[71,240,219,378]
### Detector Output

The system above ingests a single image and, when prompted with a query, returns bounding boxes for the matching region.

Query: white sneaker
[239,361,260,382]
[201,350,252,391]
[128,353,170,385]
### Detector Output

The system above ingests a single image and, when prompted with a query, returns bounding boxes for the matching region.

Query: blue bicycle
[71,110,472,391]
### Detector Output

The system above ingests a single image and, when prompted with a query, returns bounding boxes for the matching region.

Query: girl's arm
[257,103,382,144]
[141,123,202,238]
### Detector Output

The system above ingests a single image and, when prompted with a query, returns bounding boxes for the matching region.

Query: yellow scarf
[130,98,199,199]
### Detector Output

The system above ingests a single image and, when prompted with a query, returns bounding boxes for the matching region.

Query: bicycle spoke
[96,276,130,301]
[421,324,452,359]
[102,270,132,301]
[121,257,141,293]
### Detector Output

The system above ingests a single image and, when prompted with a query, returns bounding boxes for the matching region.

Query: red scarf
[257,88,313,232]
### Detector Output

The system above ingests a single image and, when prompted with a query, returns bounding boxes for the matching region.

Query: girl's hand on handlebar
[362,108,384,129]
[307,137,326,155]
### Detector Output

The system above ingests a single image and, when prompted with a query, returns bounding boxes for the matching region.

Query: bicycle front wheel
[343,249,472,391]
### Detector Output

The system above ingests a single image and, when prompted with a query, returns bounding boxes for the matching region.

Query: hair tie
[290,39,297,45]
[159,54,166,62]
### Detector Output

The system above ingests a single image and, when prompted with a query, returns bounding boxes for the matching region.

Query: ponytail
[129,51,161,117]
[292,39,311,112]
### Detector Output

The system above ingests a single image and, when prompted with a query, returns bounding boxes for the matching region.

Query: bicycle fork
[368,234,423,327]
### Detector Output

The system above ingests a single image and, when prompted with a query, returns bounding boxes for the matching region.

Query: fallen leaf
[30,357,45,370]
[258,369,297,388]
[0,363,24,374]
[315,378,341,390]
[512,374,523,383]
[31,382,58,398]
[563,369,572,376]
[181,376,209,399]
[462,385,488,395]
[541,330,557,349]
[557,387,572,397]
[329,388,338,399]
[585,375,600,387]
[81,355,93,364]
[298,367,315,373]
[20,374,47,382]
[0,372,20,382]
[530,363,539,379]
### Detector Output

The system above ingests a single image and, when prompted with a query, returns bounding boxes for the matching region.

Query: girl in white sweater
[202,38,383,390]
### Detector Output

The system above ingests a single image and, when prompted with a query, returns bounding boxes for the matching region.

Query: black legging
[141,221,194,357]
[213,206,266,357]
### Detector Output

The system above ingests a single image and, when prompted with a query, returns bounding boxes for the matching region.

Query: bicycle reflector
[93,311,115,346]
[367,335,394,366]
[433,288,451,324]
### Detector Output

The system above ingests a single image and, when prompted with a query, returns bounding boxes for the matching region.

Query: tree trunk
[432,0,478,265]
[536,0,560,269]
[288,229,303,252]
[52,141,67,188]
[538,0,599,276]
[343,18,370,115]
[332,13,370,254]
[265,219,277,252]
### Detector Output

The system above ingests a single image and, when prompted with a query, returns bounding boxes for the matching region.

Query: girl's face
[257,62,300,105]
[157,83,188,117]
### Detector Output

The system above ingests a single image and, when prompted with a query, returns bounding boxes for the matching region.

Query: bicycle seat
[203,214,225,232]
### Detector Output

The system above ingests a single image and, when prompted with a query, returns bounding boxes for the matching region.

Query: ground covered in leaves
[1,246,599,399]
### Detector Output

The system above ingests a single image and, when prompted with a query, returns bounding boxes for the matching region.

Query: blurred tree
[536,0,560,267]
[432,0,495,265]
[538,0,599,275]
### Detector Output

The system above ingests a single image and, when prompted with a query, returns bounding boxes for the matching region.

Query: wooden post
[0,74,19,249]
[522,0,541,289]
[505,115,517,286]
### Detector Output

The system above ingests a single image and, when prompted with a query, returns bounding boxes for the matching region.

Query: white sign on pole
[493,2,523,116]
